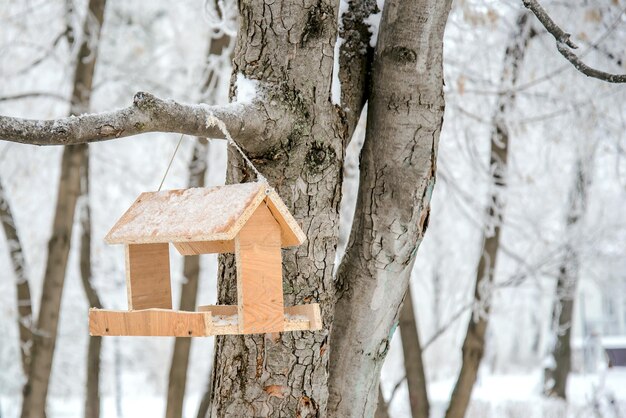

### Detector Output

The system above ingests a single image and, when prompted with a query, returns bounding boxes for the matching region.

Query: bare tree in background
[544,153,592,399]
[20,1,107,417]
[165,11,233,418]
[445,12,535,418]
[164,139,208,418]
[0,178,33,376]
[398,283,429,418]
[78,149,104,418]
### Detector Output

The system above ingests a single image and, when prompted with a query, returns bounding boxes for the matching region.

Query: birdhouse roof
[104,182,305,247]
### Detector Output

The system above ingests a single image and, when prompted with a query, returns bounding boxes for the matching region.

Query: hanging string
[157,133,185,191]
[155,114,267,192]
[206,112,267,183]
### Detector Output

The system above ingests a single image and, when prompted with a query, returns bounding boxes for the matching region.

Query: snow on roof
[104,182,305,247]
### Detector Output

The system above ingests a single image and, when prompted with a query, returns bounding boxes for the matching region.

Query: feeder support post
[235,204,285,333]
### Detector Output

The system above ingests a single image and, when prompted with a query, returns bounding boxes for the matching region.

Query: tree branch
[336,0,378,138]
[0,92,269,146]
[523,0,626,83]
[0,92,69,103]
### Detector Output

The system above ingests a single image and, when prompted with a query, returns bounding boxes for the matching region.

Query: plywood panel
[105,183,266,244]
[198,305,238,315]
[285,304,322,330]
[198,304,320,334]
[173,240,234,255]
[264,192,306,247]
[126,243,172,310]
[235,204,285,334]
[89,308,212,336]
[105,183,306,250]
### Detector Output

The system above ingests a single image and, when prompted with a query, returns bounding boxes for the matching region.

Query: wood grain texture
[173,240,234,255]
[197,304,322,334]
[265,190,306,247]
[89,309,212,336]
[126,243,172,310]
[104,183,305,249]
[285,304,322,330]
[235,204,285,333]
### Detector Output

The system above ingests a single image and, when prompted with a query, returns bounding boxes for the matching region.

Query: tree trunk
[374,388,390,418]
[0,178,33,376]
[328,1,452,416]
[21,1,107,417]
[399,283,429,418]
[543,158,589,399]
[165,139,208,418]
[195,383,212,418]
[444,12,534,418]
[78,146,104,418]
[206,1,349,416]
[374,283,429,418]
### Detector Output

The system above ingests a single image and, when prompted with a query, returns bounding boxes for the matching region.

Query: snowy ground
[1,371,625,417]
[391,370,626,418]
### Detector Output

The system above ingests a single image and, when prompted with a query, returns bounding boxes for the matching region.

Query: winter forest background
[1,0,626,417]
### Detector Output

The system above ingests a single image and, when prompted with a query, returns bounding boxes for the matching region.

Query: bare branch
[336,0,378,137]
[0,92,270,146]
[0,92,69,103]
[523,0,626,83]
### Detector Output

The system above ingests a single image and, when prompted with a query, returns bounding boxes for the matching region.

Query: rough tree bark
[21,1,107,417]
[444,12,534,418]
[328,1,452,416]
[0,178,34,376]
[165,21,232,418]
[398,283,429,418]
[543,157,589,399]
[206,1,350,416]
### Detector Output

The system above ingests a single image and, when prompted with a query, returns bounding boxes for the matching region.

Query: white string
[157,134,185,191]
[206,112,267,183]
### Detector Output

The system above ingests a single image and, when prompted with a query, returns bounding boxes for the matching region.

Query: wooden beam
[235,205,285,333]
[126,243,172,310]
[264,192,306,247]
[89,308,212,336]
[173,240,234,255]
[285,303,322,330]
[198,304,322,334]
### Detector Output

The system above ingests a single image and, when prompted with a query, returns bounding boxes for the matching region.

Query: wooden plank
[235,204,285,334]
[126,243,172,310]
[198,305,238,315]
[173,240,234,255]
[285,303,323,330]
[264,192,306,247]
[197,304,320,334]
[89,308,212,336]
[105,183,267,244]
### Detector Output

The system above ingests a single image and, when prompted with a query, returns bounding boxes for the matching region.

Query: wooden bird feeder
[89,182,322,337]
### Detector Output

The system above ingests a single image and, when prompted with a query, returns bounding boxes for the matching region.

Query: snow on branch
[523,0,626,83]
[0,92,267,146]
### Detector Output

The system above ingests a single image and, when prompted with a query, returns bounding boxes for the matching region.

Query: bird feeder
[89,182,322,337]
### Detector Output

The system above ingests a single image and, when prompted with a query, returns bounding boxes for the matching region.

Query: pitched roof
[104,182,305,247]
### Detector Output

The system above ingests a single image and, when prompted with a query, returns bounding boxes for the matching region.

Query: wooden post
[126,243,172,310]
[235,204,284,333]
